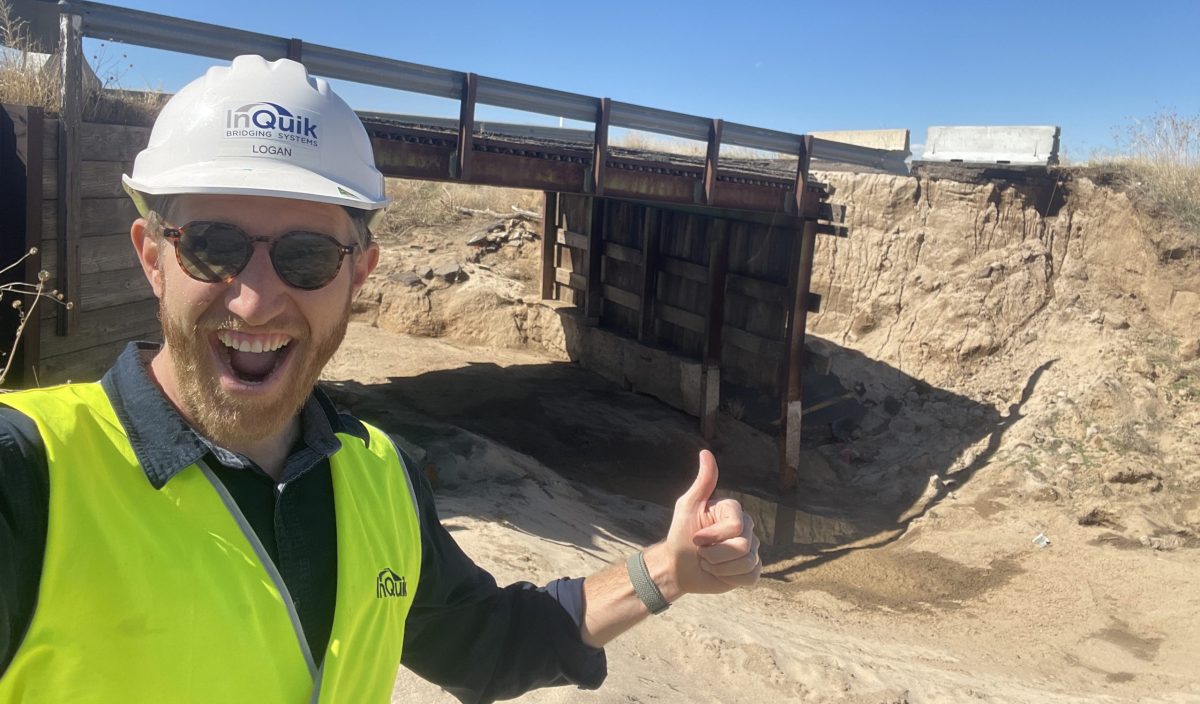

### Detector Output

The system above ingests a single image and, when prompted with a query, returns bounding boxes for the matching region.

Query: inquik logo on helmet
[220,100,321,164]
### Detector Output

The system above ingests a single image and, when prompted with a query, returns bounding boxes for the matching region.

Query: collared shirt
[0,342,605,703]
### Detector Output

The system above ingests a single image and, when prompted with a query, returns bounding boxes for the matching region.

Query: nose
[222,242,288,325]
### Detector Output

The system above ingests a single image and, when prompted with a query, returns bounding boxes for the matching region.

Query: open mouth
[215,330,295,385]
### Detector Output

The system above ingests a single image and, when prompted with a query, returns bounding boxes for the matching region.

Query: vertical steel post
[456,72,477,181]
[700,218,729,440]
[637,207,660,342]
[777,135,816,490]
[583,197,605,324]
[540,191,558,300]
[591,98,610,196]
[56,12,82,337]
[703,118,723,206]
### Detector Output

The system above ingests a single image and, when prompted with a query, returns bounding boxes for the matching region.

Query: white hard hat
[123,55,390,227]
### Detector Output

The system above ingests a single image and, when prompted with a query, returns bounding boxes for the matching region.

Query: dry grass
[0,1,57,110]
[0,0,163,125]
[374,179,542,240]
[1101,111,1200,233]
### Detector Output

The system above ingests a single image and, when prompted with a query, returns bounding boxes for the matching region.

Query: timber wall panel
[34,121,154,383]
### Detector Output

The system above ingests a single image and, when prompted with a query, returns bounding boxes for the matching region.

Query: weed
[1099,110,1200,233]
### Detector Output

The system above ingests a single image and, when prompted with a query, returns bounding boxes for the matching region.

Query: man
[0,55,760,703]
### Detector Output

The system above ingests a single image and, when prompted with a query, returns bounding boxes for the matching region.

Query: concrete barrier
[920,125,1060,165]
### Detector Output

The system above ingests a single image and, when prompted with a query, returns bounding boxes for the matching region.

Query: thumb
[680,450,719,506]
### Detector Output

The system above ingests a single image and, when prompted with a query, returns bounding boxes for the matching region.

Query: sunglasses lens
[273,232,345,290]
[177,223,251,282]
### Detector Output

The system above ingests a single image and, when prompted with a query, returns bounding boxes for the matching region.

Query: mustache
[192,313,309,339]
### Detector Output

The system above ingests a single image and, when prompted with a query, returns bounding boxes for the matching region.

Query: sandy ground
[323,322,1200,704]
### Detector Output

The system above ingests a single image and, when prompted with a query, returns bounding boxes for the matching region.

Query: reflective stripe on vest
[0,383,421,703]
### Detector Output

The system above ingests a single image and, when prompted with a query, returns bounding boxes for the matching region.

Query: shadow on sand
[322,341,1053,574]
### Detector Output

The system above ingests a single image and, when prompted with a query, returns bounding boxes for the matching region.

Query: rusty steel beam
[465,149,588,192]
[703,118,723,205]
[602,155,702,205]
[592,97,610,195]
[457,72,477,181]
[370,135,455,182]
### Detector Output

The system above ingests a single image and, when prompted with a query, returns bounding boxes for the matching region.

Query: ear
[350,241,379,294]
[131,218,166,299]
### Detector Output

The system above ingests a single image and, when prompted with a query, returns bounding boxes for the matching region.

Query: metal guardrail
[41,0,906,174]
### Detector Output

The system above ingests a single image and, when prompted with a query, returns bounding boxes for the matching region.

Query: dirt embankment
[807,170,1200,549]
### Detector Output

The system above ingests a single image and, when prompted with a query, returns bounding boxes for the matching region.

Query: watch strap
[626,551,670,615]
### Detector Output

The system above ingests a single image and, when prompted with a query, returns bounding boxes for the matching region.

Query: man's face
[134,193,377,447]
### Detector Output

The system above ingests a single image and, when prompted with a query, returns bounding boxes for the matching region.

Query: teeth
[217,330,292,353]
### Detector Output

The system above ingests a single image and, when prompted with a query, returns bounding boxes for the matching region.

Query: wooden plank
[39,298,159,358]
[41,197,140,240]
[555,230,590,251]
[655,301,704,333]
[659,254,708,284]
[40,267,155,313]
[57,11,83,335]
[638,208,660,343]
[602,283,640,312]
[726,272,788,305]
[724,325,785,359]
[815,223,849,238]
[41,117,58,156]
[817,202,847,224]
[43,160,129,199]
[603,241,642,266]
[79,122,151,161]
[554,267,587,291]
[40,231,138,276]
[540,191,558,300]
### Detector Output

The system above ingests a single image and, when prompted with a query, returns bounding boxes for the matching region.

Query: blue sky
[84,0,1200,160]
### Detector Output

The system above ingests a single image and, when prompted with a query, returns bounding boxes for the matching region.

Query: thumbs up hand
[658,450,762,596]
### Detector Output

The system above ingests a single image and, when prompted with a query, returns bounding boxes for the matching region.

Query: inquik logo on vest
[376,568,408,598]
[221,101,321,165]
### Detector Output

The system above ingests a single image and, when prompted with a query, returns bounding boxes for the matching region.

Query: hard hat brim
[122,159,390,223]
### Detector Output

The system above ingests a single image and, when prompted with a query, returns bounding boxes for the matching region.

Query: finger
[699,550,761,578]
[678,450,719,507]
[692,499,744,545]
[716,559,763,588]
[698,519,758,563]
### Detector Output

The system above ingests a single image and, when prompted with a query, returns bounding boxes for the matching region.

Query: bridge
[4,0,898,489]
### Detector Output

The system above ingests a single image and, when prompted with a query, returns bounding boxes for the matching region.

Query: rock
[1103,466,1161,484]
[1105,314,1129,330]
[389,271,424,288]
[1179,337,1200,362]
[420,266,435,280]
[1087,309,1105,324]
[1078,506,1120,527]
[466,231,491,246]
[433,261,465,283]
[976,264,994,279]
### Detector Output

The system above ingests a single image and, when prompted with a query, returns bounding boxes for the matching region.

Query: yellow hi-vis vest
[0,382,421,704]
